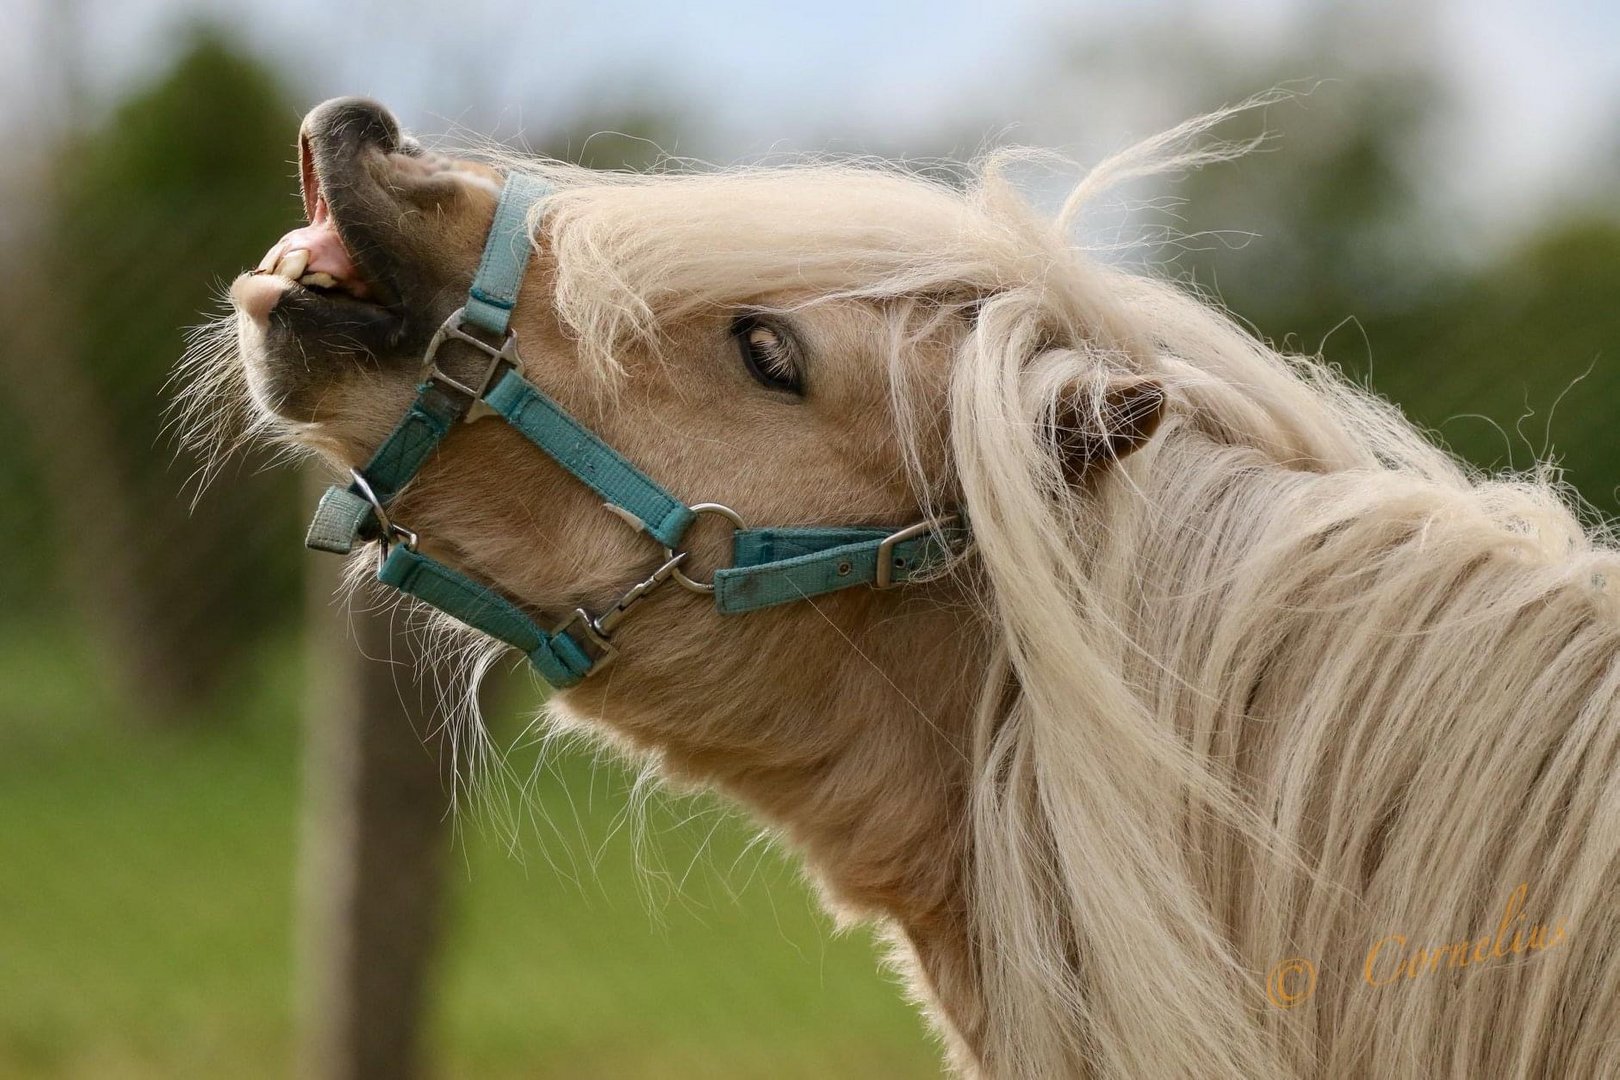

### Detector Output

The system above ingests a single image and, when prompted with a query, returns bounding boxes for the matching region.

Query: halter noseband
[304,174,968,689]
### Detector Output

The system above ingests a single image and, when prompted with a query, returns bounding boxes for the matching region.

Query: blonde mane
[459,107,1620,1077]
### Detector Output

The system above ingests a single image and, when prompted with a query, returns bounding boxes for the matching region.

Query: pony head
[202,95,1174,740]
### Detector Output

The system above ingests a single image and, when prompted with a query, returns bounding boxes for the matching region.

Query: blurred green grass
[0,626,938,1079]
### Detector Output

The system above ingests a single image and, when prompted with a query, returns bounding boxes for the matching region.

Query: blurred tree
[1156,17,1620,515]
[1174,75,1445,345]
[1364,219,1620,513]
[1,29,305,718]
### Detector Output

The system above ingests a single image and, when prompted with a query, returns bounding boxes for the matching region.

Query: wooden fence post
[297,476,453,1080]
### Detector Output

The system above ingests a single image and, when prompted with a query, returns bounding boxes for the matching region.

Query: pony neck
[557,580,992,1058]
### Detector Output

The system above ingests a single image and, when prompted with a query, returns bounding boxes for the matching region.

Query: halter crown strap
[713,521,967,614]
[303,172,968,689]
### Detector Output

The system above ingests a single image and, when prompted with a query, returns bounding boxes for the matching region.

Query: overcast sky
[4,0,1618,235]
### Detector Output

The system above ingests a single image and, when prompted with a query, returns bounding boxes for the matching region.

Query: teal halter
[305,173,968,689]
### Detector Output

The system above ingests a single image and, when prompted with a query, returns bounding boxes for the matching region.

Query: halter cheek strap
[304,173,968,689]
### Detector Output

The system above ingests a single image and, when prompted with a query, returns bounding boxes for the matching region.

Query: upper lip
[296,97,413,310]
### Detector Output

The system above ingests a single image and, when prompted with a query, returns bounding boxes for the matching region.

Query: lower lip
[230,272,291,322]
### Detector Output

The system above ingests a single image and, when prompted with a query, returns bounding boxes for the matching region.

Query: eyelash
[733,315,803,394]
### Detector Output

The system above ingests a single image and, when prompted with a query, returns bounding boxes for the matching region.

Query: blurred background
[1,0,1616,1077]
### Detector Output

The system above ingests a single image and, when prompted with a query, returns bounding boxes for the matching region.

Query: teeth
[299,271,338,289]
[255,246,279,273]
[273,248,309,281]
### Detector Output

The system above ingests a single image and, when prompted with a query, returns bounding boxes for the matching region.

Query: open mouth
[229,98,433,417]
[252,134,389,307]
[233,97,497,418]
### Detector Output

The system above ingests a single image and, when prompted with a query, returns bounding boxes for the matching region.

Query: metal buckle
[349,469,419,570]
[874,514,957,589]
[419,306,521,421]
[553,609,617,669]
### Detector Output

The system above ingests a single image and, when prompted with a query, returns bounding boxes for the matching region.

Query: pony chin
[234,308,283,420]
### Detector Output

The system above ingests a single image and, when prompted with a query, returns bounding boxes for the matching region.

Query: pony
[179,96,1620,1078]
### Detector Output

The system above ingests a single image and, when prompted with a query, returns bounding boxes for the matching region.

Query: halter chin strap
[304,173,968,688]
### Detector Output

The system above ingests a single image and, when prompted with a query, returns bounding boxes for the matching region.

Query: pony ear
[1049,374,1165,482]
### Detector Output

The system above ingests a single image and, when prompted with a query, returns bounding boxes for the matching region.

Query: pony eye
[733,315,802,394]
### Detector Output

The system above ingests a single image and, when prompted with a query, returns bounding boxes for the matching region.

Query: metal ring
[664,502,745,593]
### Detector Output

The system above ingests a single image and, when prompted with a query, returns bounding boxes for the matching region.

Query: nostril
[300,96,401,154]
